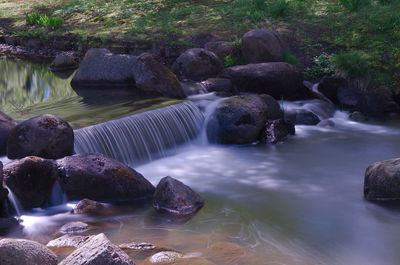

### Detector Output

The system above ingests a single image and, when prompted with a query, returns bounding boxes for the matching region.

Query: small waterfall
[47,181,67,207]
[74,102,204,166]
[7,188,23,216]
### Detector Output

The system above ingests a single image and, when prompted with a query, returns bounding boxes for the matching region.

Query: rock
[0,161,10,217]
[7,114,74,159]
[3,157,58,209]
[206,94,283,144]
[153,176,204,216]
[71,48,185,99]
[144,251,183,264]
[59,221,89,234]
[317,76,347,103]
[73,198,112,215]
[0,217,20,235]
[172,48,223,81]
[50,52,79,71]
[259,119,289,144]
[57,153,155,201]
[241,29,287,63]
[0,112,17,156]
[120,243,178,263]
[285,109,320,125]
[59,233,134,265]
[349,111,368,122]
[47,235,93,248]
[200,78,235,96]
[364,158,400,201]
[337,86,362,109]
[205,241,261,265]
[0,238,57,265]
[204,41,232,59]
[219,63,308,100]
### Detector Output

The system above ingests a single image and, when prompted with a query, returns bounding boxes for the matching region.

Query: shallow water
[2,58,400,264]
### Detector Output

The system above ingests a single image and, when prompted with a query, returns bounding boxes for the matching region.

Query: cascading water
[6,188,23,216]
[74,101,204,166]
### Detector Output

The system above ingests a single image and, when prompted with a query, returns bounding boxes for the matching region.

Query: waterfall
[74,102,204,166]
[7,188,23,216]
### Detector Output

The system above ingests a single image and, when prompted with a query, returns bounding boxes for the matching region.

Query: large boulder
[206,94,283,144]
[219,63,309,100]
[317,76,347,103]
[7,114,74,160]
[172,48,223,81]
[3,157,58,209]
[0,111,17,156]
[0,238,57,265]
[59,233,134,265]
[153,176,204,216]
[71,48,185,99]
[57,153,155,201]
[241,29,287,63]
[364,158,400,201]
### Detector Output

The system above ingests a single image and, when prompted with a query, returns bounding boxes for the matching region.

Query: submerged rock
[72,198,112,215]
[57,153,155,201]
[285,109,320,125]
[7,114,74,160]
[153,176,204,216]
[206,94,283,144]
[259,119,290,144]
[0,111,17,156]
[241,29,287,63]
[219,63,308,100]
[204,241,261,265]
[59,233,134,265]
[3,157,58,209]
[172,48,223,81]
[0,238,57,265]
[364,158,400,201]
[59,221,89,234]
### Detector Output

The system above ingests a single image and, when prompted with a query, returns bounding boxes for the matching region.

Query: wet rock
[71,48,185,99]
[172,48,223,81]
[59,233,134,265]
[206,94,283,144]
[259,119,289,144]
[59,222,89,234]
[204,41,232,60]
[219,63,308,100]
[0,217,20,235]
[72,198,112,215]
[241,29,287,63]
[57,153,155,201]
[364,158,400,201]
[0,238,57,265]
[143,251,183,264]
[119,242,178,262]
[0,111,17,156]
[154,176,204,216]
[3,157,58,209]
[200,78,235,96]
[205,241,261,265]
[50,52,79,71]
[47,235,93,248]
[317,76,347,103]
[285,109,320,125]
[0,161,10,217]
[349,111,368,122]
[7,114,74,159]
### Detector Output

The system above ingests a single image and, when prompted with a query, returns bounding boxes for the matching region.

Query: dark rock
[349,111,368,122]
[7,114,74,159]
[0,111,17,156]
[206,94,283,144]
[154,176,204,216]
[0,161,10,217]
[50,52,79,71]
[259,119,289,144]
[172,48,223,81]
[0,238,57,265]
[317,76,347,103]
[219,63,309,100]
[0,217,20,235]
[73,198,112,215]
[200,78,235,96]
[3,157,58,209]
[285,109,320,125]
[364,158,400,201]
[241,29,287,63]
[204,41,232,59]
[59,221,89,234]
[71,48,185,99]
[337,86,362,109]
[57,153,155,201]
[59,233,134,265]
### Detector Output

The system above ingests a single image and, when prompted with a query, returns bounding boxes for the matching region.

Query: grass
[0,0,400,88]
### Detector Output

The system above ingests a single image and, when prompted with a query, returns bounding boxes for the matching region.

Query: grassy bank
[0,0,399,87]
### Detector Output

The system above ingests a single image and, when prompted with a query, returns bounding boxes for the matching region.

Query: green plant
[330,51,371,79]
[224,55,245,67]
[269,0,290,18]
[303,53,334,81]
[282,51,299,66]
[339,0,367,11]
[25,11,63,29]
